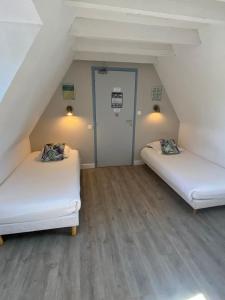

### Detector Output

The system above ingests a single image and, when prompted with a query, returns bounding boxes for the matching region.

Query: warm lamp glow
[56,116,85,133]
[186,294,207,300]
[147,112,165,123]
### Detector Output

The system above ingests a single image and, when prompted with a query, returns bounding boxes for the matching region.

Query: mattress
[141,147,225,204]
[0,150,81,224]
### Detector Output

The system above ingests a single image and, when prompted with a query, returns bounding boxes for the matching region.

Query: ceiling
[66,0,225,64]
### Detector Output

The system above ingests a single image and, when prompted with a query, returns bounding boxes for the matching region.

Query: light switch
[87,124,93,130]
[137,110,142,116]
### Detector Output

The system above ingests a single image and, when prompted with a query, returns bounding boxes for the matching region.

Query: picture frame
[62,84,75,100]
[152,86,163,101]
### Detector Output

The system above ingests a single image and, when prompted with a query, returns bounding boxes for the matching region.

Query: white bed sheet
[141,147,225,204]
[0,150,81,224]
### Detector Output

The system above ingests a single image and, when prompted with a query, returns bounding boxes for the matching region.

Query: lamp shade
[153,104,160,113]
[66,105,73,116]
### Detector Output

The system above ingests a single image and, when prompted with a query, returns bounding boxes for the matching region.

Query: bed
[141,147,225,211]
[0,149,81,246]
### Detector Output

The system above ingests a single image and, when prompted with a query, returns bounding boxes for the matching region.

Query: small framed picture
[152,86,163,101]
[62,84,75,100]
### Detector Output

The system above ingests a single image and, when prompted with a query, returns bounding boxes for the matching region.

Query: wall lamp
[153,104,160,113]
[66,105,74,116]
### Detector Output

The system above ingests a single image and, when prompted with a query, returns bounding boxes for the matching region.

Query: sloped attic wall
[0,0,42,101]
[0,23,41,101]
[156,25,225,168]
[0,0,75,159]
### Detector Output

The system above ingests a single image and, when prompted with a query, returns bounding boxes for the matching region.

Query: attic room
[1,0,225,299]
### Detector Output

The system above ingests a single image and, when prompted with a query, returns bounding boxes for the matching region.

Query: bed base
[0,213,79,247]
[0,226,77,247]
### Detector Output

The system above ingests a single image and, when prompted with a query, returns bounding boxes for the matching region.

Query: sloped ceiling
[0,0,75,158]
[0,23,41,101]
[0,0,42,101]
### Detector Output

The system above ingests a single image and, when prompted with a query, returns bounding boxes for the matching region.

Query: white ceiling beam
[74,51,157,64]
[73,37,175,57]
[72,7,204,30]
[72,18,201,46]
[66,0,225,25]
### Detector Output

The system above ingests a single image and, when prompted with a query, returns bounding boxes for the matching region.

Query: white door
[94,68,136,167]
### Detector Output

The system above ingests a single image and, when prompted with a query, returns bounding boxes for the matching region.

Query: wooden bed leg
[71,226,77,237]
[0,236,4,246]
[193,209,198,215]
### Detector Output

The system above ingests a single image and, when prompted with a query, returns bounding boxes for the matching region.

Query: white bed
[141,147,225,210]
[0,150,81,240]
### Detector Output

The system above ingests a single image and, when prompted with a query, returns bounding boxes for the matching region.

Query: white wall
[0,0,75,162]
[30,60,179,164]
[0,0,42,24]
[0,0,42,101]
[0,137,30,184]
[156,25,225,168]
[0,23,40,101]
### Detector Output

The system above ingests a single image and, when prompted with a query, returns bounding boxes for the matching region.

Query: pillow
[41,143,65,162]
[178,146,184,152]
[160,139,180,155]
[64,145,71,158]
[146,140,162,153]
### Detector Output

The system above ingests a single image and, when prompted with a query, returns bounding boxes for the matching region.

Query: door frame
[91,66,138,167]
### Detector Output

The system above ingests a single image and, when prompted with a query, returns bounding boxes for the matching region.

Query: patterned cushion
[41,143,65,162]
[160,139,180,155]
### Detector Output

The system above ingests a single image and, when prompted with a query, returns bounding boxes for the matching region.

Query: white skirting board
[133,160,144,166]
[81,161,143,169]
[81,163,96,169]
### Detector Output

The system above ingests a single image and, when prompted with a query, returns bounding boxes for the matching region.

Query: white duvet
[141,147,225,205]
[0,150,81,224]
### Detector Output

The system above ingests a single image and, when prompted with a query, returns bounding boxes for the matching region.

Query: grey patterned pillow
[160,139,180,155]
[41,143,65,162]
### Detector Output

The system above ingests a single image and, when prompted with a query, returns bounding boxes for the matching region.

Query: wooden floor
[1,165,225,300]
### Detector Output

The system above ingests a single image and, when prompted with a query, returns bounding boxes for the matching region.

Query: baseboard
[81,163,95,169]
[81,161,143,168]
[133,160,144,166]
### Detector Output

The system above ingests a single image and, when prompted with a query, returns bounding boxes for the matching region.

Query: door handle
[126,120,133,127]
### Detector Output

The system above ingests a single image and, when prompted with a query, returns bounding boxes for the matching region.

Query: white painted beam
[74,51,157,64]
[72,7,204,30]
[66,0,225,24]
[72,18,201,46]
[73,37,175,57]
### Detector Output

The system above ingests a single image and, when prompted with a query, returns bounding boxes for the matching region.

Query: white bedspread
[0,150,81,224]
[141,147,225,206]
